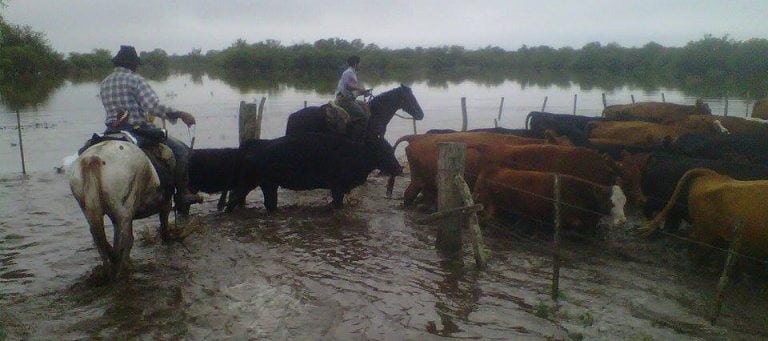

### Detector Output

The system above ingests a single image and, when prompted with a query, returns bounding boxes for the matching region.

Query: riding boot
[165,137,203,208]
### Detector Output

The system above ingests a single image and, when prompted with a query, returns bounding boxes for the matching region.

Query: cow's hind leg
[217,191,228,211]
[331,189,345,209]
[158,202,173,243]
[403,181,421,207]
[262,184,279,212]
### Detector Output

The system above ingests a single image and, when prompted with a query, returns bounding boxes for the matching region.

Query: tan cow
[641,168,768,260]
[602,99,711,123]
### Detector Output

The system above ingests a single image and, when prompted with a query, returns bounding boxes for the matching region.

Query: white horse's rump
[69,140,173,279]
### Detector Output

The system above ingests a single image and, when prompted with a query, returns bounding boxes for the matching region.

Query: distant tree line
[2,9,767,107]
[59,35,768,96]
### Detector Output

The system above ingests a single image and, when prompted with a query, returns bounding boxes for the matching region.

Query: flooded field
[2,166,768,339]
[2,76,767,339]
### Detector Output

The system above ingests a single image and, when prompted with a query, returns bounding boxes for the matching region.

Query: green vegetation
[1,5,767,108]
[0,14,66,110]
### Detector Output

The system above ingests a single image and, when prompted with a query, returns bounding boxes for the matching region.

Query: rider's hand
[179,111,196,127]
[169,111,196,126]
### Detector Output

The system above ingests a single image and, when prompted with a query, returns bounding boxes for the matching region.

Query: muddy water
[2,76,767,339]
[2,169,768,340]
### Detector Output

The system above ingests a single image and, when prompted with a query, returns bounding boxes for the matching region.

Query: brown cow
[587,120,717,148]
[602,99,711,123]
[392,132,558,206]
[752,99,768,120]
[493,144,645,207]
[641,168,768,260]
[473,168,627,230]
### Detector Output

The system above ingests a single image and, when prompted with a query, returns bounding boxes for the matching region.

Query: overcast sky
[2,0,767,55]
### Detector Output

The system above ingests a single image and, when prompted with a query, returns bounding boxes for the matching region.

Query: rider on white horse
[100,45,202,209]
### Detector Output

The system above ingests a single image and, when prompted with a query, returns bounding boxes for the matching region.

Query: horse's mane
[370,86,406,110]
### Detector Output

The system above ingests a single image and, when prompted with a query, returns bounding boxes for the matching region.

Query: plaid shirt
[99,67,174,127]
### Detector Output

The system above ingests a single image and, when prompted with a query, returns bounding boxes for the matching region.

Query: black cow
[227,133,403,212]
[671,132,768,166]
[524,111,602,147]
[186,139,273,211]
[188,148,243,211]
[622,151,768,230]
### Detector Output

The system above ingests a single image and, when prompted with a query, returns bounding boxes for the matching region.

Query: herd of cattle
[188,99,768,263]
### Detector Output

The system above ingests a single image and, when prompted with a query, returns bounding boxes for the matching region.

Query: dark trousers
[337,96,369,140]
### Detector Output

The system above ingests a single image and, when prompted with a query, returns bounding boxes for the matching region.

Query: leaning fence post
[711,220,744,325]
[453,174,488,268]
[16,110,26,175]
[541,96,548,112]
[436,142,466,261]
[497,97,505,122]
[256,96,266,139]
[461,97,468,131]
[551,173,562,300]
[631,94,636,104]
[572,94,578,115]
[602,93,607,109]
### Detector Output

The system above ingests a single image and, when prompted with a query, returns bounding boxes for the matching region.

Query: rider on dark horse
[335,55,372,140]
[99,45,202,209]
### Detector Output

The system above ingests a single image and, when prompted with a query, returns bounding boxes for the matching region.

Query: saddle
[78,129,175,194]
[328,99,371,138]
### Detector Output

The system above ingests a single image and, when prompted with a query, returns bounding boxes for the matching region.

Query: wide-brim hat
[112,45,142,66]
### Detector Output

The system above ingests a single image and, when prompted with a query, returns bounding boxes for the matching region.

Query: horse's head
[398,84,424,120]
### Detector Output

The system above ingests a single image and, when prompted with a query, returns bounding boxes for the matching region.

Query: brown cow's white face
[609,185,627,226]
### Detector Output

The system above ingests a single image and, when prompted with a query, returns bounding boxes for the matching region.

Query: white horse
[69,140,173,279]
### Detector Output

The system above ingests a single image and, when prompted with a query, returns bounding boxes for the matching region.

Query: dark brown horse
[285,84,424,139]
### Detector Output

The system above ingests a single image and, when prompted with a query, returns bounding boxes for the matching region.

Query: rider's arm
[134,77,195,126]
[134,77,175,121]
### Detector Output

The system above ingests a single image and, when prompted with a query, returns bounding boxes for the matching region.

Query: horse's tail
[639,168,715,236]
[79,155,105,231]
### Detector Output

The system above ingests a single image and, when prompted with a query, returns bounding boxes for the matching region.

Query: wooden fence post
[631,94,636,104]
[661,93,666,103]
[412,118,418,134]
[239,100,259,146]
[256,96,266,139]
[497,97,505,122]
[724,96,729,117]
[453,174,488,268]
[551,173,562,300]
[16,110,26,175]
[461,97,468,131]
[304,100,307,108]
[436,142,466,260]
[711,221,744,325]
[541,96,548,112]
[602,93,607,109]
[572,94,578,115]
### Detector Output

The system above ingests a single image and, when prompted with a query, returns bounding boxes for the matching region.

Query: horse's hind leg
[87,216,115,276]
[112,217,134,278]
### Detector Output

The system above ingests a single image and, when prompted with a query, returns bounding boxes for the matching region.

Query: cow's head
[368,137,403,176]
[695,98,712,115]
[608,184,627,226]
